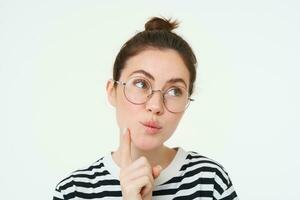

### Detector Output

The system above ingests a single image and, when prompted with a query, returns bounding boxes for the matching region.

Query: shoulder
[54,157,108,194]
[164,148,238,199]
[182,150,233,187]
[53,154,123,199]
[184,150,228,171]
[183,150,239,199]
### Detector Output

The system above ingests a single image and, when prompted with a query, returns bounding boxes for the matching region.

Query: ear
[106,79,117,107]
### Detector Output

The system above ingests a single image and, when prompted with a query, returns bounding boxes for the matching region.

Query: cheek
[115,95,144,129]
[165,115,183,135]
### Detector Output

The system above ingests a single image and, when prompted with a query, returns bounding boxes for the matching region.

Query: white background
[1,0,299,199]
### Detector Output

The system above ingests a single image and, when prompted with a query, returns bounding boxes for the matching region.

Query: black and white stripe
[53,149,238,200]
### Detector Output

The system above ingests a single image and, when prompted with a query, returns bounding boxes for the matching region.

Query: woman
[53,17,239,200]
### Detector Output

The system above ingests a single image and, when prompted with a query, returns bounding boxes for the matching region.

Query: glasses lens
[164,86,189,113]
[124,77,151,104]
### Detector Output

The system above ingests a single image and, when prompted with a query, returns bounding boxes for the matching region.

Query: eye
[167,87,183,97]
[133,78,149,90]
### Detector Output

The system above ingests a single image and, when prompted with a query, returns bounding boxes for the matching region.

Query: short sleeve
[53,185,65,200]
[213,167,239,200]
[52,175,75,200]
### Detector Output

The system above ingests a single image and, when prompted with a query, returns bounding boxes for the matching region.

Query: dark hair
[113,17,197,95]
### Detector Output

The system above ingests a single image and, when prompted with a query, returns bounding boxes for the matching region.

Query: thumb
[152,165,162,179]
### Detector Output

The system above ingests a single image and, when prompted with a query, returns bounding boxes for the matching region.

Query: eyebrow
[129,69,188,88]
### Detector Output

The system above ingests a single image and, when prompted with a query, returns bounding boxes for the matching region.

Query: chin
[132,137,161,151]
[130,126,164,150]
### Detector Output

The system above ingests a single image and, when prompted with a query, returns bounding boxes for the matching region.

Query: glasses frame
[112,77,194,113]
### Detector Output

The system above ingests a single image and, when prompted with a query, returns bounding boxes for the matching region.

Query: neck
[112,145,177,169]
[132,145,169,167]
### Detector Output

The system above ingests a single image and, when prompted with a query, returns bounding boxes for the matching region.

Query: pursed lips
[140,121,162,129]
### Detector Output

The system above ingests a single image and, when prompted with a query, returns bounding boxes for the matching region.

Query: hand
[119,128,162,200]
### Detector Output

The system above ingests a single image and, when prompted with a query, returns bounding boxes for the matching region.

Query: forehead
[121,49,190,84]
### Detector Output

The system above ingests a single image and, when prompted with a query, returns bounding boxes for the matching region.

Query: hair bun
[145,17,179,32]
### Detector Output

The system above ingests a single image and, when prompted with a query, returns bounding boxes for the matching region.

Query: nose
[145,90,164,115]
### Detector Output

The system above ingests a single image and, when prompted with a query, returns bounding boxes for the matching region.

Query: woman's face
[107,48,190,151]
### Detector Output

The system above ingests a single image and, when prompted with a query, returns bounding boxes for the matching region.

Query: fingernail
[122,128,127,135]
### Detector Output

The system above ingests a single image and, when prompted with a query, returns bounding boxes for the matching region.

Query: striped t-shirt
[53,147,238,200]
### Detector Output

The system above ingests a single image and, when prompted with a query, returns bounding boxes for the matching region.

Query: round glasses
[113,76,194,113]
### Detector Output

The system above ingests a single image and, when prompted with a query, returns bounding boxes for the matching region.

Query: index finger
[120,128,132,168]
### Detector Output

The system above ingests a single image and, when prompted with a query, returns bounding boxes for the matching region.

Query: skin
[106,48,191,199]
